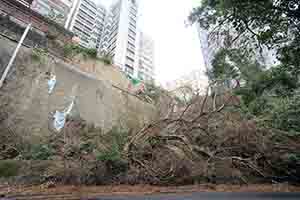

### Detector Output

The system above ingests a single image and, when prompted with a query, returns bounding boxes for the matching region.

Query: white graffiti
[53,100,74,132]
[52,85,78,132]
[48,74,56,94]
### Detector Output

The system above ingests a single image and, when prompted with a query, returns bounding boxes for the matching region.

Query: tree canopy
[189,0,300,65]
[189,0,300,133]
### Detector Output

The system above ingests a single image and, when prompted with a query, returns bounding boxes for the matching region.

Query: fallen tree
[123,83,300,185]
[0,83,299,186]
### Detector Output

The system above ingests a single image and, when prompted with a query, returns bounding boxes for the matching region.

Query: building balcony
[127,44,135,52]
[76,16,94,27]
[125,59,134,67]
[79,8,96,21]
[75,20,92,32]
[128,37,135,45]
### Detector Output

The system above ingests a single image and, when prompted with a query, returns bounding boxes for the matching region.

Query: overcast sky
[96,0,206,86]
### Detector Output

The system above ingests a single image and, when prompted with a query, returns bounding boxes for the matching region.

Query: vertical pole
[0,23,32,88]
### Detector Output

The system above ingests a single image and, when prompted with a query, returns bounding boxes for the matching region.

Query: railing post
[0,23,32,88]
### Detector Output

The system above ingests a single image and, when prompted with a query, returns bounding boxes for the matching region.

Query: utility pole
[0,23,32,88]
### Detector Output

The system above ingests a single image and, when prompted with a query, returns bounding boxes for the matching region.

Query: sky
[96,0,206,86]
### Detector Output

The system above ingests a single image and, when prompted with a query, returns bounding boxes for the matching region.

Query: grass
[0,160,20,178]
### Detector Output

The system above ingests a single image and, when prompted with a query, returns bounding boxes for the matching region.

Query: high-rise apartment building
[136,32,155,83]
[67,0,106,48]
[100,0,139,76]
[31,0,75,26]
[31,0,154,81]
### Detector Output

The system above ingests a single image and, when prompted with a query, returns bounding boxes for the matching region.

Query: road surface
[87,193,300,200]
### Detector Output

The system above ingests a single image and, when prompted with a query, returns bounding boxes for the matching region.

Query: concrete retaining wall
[0,37,157,140]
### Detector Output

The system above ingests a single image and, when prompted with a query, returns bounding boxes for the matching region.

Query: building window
[77,14,94,26]
[81,3,97,16]
[128,41,135,50]
[108,34,118,46]
[128,34,135,41]
[130,11,137,18]
[129,22,136,30]
[127,48,135,55]
[126,56,135,62]
[75,20,92,32]
[127,51,135,59]
[82,0,96,9]
[110,46,116,53]
[129,16,136,24]
[79,8,95,21]
[125,65,134,75]
[74,27,90,37]
[129,28,136,37]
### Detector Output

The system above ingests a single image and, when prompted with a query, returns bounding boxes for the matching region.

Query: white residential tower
[67,0,106,48]
[136,31,155,83]
[100,0,139,76]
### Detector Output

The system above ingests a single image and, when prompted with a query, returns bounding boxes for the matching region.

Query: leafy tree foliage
[190,0,300,132]
[190,0,300,64]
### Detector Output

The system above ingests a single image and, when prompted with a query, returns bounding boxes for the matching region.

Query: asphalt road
[87,193,300,200]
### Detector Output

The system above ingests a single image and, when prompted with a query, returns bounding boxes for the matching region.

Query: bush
[96,143,121,162]
[63,44,77,57]
[31,48,47,62]
[265,96,300,133]
[85,48,97,59]
[79,141,95,154]
[288,154,300,163]
[25,144,55,160]
[0,160,20,177]
[143,83,164,103]
[96,127,128,162]
[63,44,98,59]
[99,55,112,65]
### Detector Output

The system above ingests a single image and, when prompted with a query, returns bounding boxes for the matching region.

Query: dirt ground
[1,184,300,199]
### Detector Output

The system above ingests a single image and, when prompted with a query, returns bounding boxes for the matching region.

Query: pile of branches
[123,86,300,185]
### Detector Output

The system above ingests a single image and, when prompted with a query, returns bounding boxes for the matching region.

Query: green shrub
[85,48,97,59]
[98,55,112,65]
[0,160,20,177]
[266,96,300,133]
[25,144,55,160]
[96,127,128,162]
[79,141,95,154]
[96,143,121,162]
[288,154,300,163]
[31,48,47,62]
[63,44,76,57]
[148,136,161,147]
[143,83,165,103]
[109,127,129,148]
[63,44,98,59]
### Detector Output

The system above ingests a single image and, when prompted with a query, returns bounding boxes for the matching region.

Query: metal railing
[13,0,33,8]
